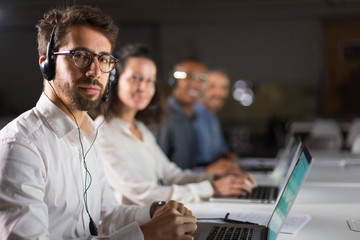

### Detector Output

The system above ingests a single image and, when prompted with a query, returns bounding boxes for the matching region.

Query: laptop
[193,145,313,240]
[209,137,302,203]
[265,137,302,184]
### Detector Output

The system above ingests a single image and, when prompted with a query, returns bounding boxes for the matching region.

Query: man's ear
[39,55,46,67]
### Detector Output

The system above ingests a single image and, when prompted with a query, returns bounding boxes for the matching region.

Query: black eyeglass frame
[52,49,119,73]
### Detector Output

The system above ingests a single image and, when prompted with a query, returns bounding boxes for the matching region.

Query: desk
[276,203,360,240]
[305,150,360,185]
[277,184,360,239]
[187,151,360,240]
[251,150,360,186]
[187,186,360,240]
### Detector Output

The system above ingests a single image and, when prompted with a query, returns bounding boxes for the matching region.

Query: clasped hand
[140,200,197,240]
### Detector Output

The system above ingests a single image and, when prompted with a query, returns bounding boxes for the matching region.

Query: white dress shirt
[0,93,151,239]
[95,116,214,206]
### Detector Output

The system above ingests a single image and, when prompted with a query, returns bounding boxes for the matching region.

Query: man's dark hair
[36,5,119,57]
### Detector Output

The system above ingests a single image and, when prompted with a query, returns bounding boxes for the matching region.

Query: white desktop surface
[309,150,360,162]
[304,164,360,185]
[191,203,360,240]
[189,150,360,240]
[250,150,360,186]
[295,185,360,204]
[284,150,360,240]
[187,190,360,240]
[305,151,360,185]
[276,203,360,240]
[251,164,360,186]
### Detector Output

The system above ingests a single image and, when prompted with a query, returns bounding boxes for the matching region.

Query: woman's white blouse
[96,116,214,205]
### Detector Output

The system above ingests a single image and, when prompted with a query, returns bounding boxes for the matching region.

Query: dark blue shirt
[193,103,227,165]
[154,96,199,170]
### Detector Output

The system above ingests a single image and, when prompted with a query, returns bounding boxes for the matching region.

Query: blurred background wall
[2,0,360,155]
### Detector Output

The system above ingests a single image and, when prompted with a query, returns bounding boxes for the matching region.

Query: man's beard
[55,78,104,111]
[71,91,102,111]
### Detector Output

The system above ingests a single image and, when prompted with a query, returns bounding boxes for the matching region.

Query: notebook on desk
[209,137,302,203]
[193,145,313,240]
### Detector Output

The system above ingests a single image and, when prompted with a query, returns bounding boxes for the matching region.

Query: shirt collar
[36,93,97,139]
[194,103,215,116]
[194,102,206,112]
[167,96,184,114]
[110,117,150,140]
[168,96,197,121]
[110,117,139,134]
[111,117,131,131]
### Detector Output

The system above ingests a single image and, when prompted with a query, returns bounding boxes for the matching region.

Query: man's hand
[152,200,193,218]
[141,200,197,240]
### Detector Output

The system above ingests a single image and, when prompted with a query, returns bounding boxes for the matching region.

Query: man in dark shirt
[155,59,207,169]
[155,60,256,191]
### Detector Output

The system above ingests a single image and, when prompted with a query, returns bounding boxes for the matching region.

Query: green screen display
[267,151,309,240]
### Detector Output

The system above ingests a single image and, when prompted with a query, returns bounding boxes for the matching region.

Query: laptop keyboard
[206,226,254,240]
[241,186,278,202]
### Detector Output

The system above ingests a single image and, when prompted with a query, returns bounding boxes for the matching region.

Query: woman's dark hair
[91,43,165,127]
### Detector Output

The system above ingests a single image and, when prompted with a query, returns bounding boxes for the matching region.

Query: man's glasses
[173,71,207,82]
[53,49,119,73]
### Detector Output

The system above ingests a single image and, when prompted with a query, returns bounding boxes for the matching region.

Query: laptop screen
[271,137,301,184]
[267,146,312,240]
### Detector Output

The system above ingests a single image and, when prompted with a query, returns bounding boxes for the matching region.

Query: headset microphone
[101,68,117,102]
[101,81,111,102]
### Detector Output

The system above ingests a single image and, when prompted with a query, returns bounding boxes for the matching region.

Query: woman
[93,43,256,205]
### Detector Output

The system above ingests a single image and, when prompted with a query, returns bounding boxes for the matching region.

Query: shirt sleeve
[96,154,152,234]
[154,142,215,201]
[86,222,144,240]
[98,125,214,205]
[97,203,151,240]
[0,137,50,239]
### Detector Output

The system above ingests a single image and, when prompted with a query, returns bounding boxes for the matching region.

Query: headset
[101,67,117,102]
[108,66,118,84]
[41,25,112,104]
[40,26,57,81]
[168,70,177,88]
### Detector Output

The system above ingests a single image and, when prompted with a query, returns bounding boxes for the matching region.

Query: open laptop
[193,145,312,240]
[209,137,302,203]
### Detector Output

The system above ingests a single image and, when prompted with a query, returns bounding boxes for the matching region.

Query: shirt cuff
[188,180,214,199]
[135,202,152,225]
[107,222,144,240]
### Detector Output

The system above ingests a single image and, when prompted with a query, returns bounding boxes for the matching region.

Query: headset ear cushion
[41,58,55,81]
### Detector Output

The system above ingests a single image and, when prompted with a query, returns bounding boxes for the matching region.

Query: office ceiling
[2,0,360,28]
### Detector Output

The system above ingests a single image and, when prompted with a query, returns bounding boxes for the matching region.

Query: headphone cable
[47,82,105,236]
